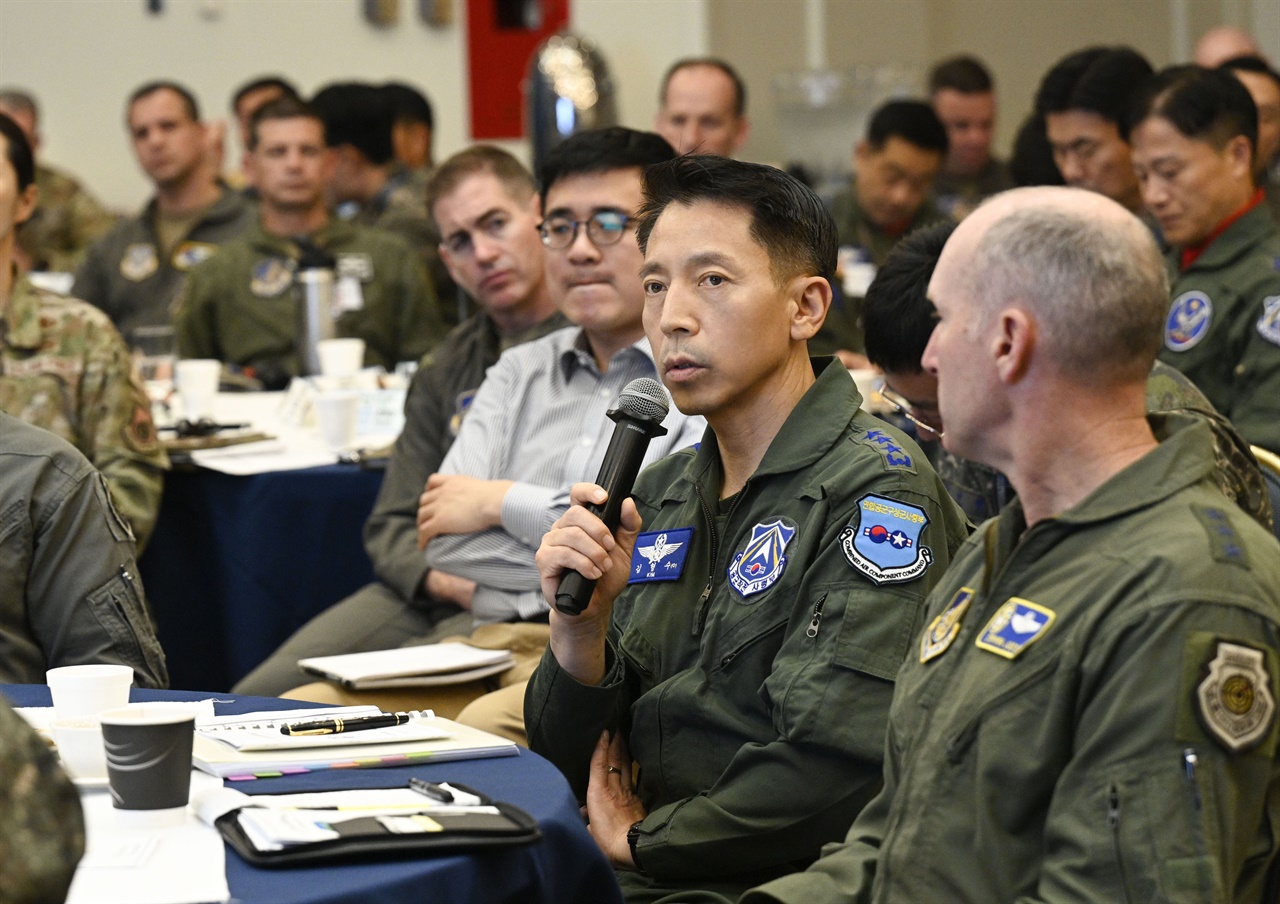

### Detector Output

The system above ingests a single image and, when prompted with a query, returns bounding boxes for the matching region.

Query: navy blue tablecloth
[3,686,623,904]
[139,465,385,692]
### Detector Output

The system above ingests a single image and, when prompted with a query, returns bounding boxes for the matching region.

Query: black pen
[409,778,453,803]
[280,711,415,736]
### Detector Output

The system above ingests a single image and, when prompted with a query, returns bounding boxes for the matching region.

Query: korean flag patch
[728,520,796,598]
[840,494,933,584]
[975,598,1055,659]
[628,528,692,584]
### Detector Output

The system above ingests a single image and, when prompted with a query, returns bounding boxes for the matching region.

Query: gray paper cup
[99,706,195,826]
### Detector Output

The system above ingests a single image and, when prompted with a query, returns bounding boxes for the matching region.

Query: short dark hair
[1008,113,1066,187]
[128,80,200,122]
[0,112,35,191]
[866,100,948,154]
[231,76,299,113]
[538,127,675,208]
[863,220,956,373]
[636,155,837,286]
[426,145,534,229]
[659,58,747,117]
[0,89,37,120]
[247,96,323,151]
[310,82,394,165]
[1218,54,1280,93]
[1121,65,1258,157]
[1035,46,1154,123]
[382,82,434,129]
[929,56,994,95]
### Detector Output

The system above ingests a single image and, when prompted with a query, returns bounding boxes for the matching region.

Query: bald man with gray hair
[744,186,1280,904]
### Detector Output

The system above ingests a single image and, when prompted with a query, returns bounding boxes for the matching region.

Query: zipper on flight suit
[806,593,828,638]
[1107,785,1135,904]
[691,482,745,637]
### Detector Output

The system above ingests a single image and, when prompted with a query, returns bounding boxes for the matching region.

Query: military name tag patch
[629,528,692,584]
[1196,641,1276,752]
[840,494,932,585]
[1257,296,1280,347]
[920,587,974,663]
[728,519,796,598]
[1165,291,1213,351]
[119,243,158,281]
[861,427,914,470]
[975,598,1055,659]
[336,253,374,281]
[251,258,295,297]
[172,241,217,270]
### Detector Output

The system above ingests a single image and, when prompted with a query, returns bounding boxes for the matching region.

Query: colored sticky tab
[728,519,797,598]
[841,494,933,585]
[975,598,1055,659]
[628,528,693,584]
[919,587,974,663]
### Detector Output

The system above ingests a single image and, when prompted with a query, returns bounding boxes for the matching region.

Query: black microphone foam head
[617,377,669,423]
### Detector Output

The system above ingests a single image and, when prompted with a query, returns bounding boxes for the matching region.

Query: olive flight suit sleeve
[172,261,223,362]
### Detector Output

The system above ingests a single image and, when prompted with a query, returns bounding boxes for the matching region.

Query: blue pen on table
[280,711,420,736]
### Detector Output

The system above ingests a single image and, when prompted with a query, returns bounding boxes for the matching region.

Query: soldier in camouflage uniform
[0,112,166,548]
[0,695,84,904]
[0,89,117,274]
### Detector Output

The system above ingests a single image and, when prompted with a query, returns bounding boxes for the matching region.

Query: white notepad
[297,642,516,690]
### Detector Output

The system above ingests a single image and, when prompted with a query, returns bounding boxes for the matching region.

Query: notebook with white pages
[297,642,516,690]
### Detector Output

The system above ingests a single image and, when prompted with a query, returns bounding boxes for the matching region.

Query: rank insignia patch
[920,587,974,663]
[172,241,217,270]
[975,598,1055,659]
[861,428,914,470]
[119,243,158,281]
[1257,296,1280,347]
[251,258,295,297]
[1165,291,1213,351]
[728,520,796,598]
[840,494,933,585]
[629,528,692,584]
[1196,641,1276,752]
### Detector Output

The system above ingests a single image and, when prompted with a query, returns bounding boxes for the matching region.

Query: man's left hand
[416,474,513,550]
[585,730,645,869]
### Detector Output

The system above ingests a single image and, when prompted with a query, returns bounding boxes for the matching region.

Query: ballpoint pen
[409,778,454,803]
[279,711,418,736]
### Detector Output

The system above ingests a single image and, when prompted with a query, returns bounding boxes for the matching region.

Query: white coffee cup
[176,358,221,420]
[53,717,108,781]
[46,664,133,720]
[313,390,359,451]
[316,338,366,378]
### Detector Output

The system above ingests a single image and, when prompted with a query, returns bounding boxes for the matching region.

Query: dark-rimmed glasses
[538,211,632,250]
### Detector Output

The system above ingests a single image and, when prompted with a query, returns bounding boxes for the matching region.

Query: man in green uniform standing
[174,96,441,381]
[528,156,970,902]
[73,81,252,343]
[817,100,948,365]
[743,185,1280,904]
[1127,65,1280,454]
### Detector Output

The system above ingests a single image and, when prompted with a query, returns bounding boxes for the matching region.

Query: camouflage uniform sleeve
[0,698,85,904]
[392,251,445,365]
[76,316,168,550]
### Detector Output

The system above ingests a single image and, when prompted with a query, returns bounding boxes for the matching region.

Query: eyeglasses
[538,211,632,250]
[876,380,944,438]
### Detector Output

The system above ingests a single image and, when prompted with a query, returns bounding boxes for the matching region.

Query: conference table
[4,685,624,904]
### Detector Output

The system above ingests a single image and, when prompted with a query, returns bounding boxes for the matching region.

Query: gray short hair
[968,205,1168,379]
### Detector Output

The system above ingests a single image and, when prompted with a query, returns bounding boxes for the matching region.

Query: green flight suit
[71,185,252,343]
[932,157,1013,221]
[174,218,443,374]
[744,413,1280,904]
[17,163,117,273]
[1,275,167,547]
[816,184,948,356]
[1159,203,1280,454]
[526,360,971,903]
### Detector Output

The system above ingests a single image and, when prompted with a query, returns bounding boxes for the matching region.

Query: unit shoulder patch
[629,528,692,585]
[251,258,295,297]
[1196,640,1276,753]
[840,494,933,584]
[1165,290,1213,351]
[974,598,1055,659]
[727,519,796,599]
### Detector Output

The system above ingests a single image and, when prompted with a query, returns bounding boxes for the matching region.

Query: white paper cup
[46,664,133,720]
[314,390,359,451]
[317,338,366,377]
[53,717,108,781]
[176,358,221,420]
[100,705,196,828]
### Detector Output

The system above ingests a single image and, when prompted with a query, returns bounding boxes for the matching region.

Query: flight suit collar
[4,274,47,351]
[1173,203,1278,276]
[139,181,249,236]
[246,217,358,257]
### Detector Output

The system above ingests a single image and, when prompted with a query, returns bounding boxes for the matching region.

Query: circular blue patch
[1166,291,1213,352]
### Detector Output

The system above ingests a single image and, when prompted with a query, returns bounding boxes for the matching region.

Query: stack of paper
[297,642,516,689]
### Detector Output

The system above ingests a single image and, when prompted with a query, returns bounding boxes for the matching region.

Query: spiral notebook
[193,708,518,780]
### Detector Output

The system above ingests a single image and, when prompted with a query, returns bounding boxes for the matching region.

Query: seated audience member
[863,217,1271,527]
[1125,65,1280,453]
[234,145,568,698]
[1035,46,1154,218]
[927,55,1012,218]
[1007,113,1066,187]
[229,75,299,188]
[0,113,166,547]
[816,99,948,364]
[383,81,435,175]
[73,81,252,343]
[174,97,441,383]
[527,155,969,902]
[1219,55,1280,222]
[0,89,116,273]
[743,185,1280,904]
[653,58,750,157]
[0,695,85,903]
[1194,25,1262,68]
[0,411,167,686]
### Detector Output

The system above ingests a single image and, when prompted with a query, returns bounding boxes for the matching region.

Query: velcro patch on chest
[919,587,974,663]
[1257,296,1280,347]
[628,528,692,584]
[251,258,295,297]
[840,494,933,585]
[974,598,1055,659]
[119,243,158,281]
[1195,640,1276,753]
[1165,290,1213,351]
[172,241,218,270]
[858,427,915,471]
[727,519,796,598]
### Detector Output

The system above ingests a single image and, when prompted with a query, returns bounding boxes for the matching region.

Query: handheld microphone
[554,378,670,615]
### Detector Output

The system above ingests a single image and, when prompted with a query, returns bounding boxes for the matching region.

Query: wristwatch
[626,820,643,871]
